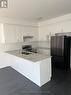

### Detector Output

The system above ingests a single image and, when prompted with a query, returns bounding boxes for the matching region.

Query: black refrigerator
[51,35,70,70]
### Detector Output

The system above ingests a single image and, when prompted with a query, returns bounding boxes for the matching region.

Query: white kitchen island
[6,50,51,87]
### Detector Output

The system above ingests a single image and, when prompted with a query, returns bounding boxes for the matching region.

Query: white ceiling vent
[0,0,7,8]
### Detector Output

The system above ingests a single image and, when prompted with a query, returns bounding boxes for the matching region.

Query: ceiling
[0,0,71,21]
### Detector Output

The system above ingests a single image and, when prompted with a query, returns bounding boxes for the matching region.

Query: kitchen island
[7,50,51,87]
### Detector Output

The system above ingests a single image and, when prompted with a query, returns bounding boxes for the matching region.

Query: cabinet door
[4,24,17,43]
[24,26,38,41]
[0,24,5,43]
[16,26,24,42]
[4,24,25,43]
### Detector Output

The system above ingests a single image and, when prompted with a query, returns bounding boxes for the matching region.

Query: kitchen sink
[21,51,32,55]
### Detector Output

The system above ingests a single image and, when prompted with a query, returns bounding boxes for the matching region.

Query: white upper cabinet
[24,26,38,41]
[3,24,38,43]
[0,24,5,43]
[4,24,17,43]
[15,25,24,42]
[3,24,24,43]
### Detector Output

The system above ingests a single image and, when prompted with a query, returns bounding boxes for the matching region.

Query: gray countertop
[7,50,51,62]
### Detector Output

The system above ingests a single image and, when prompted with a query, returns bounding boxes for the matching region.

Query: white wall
[38,13,71,41]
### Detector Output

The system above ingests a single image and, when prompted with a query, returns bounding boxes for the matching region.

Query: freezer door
[51,36,64,56]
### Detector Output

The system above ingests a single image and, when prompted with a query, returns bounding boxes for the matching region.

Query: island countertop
[7,50,51,62]
[2,50,51,87]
